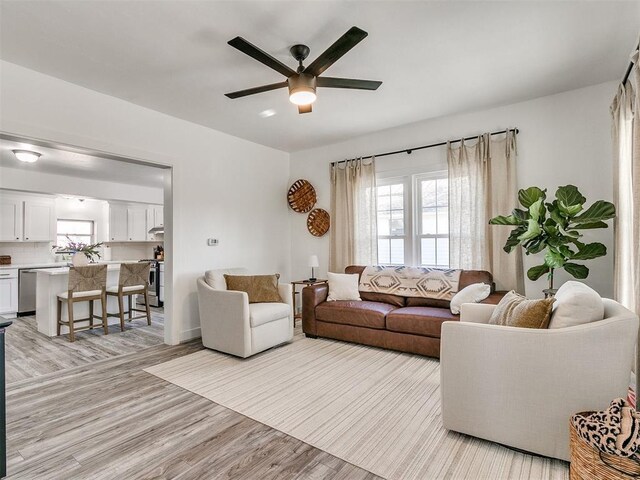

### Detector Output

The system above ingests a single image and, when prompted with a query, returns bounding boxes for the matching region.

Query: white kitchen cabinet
[146,205,163,240]
[0,197,22,242]
[0,269,18,317]
[23,199,55,241]
[127,207,148,241]
[0,193,55,242]
[108,204,128,241]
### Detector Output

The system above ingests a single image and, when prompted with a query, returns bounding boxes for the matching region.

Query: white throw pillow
[548,281,604,329]
[327,272,361,301]
[450,283,491,314]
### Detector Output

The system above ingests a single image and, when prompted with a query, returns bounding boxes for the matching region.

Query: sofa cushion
[549,281,603,329]
[225,274,282,303]
[316,301,396,329]
[386,307,459,338]
[249,302,290,327]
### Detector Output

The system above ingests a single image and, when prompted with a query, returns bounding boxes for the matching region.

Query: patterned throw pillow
[488,291,555,329]
[224,274,282,303]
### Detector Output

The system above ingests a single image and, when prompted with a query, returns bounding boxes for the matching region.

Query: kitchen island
[35,264,135,337]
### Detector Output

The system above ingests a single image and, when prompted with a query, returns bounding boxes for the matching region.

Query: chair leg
[144,291,151,326]
[89,300,94,329]
[128,295,133,320]
[68,300,75,342]
[101,294,108,335]
[57,298,62,336]
[117,294,125,332]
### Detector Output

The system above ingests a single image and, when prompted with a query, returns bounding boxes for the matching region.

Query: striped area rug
[145,335,569,479]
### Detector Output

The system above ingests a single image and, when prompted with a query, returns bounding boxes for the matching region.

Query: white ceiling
[0,137,166,188]
[0,1,638,152]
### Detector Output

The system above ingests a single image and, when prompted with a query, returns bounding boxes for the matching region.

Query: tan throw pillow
[488,291,555,329]
[224,274,281,303]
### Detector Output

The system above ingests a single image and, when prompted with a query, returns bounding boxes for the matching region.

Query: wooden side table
[291,279,328,325]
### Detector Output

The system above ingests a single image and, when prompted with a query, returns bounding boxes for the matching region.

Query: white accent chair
[196,268,293,358]
[440,299,638,461]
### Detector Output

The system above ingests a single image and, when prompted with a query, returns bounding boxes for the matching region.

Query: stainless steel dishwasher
[18,269,38,316]
[18,267,62,316]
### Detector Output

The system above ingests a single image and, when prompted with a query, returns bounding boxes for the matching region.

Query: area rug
[145,336,569,479]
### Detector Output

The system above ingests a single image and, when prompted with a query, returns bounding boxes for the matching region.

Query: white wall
[0,60,292,343]
[289,81,618,298]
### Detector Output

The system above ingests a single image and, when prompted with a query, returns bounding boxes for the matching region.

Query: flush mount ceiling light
[225,27,382,114]
[12,149,41,163]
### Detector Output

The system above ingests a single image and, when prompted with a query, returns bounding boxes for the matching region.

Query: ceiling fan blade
[228,37,296,77]
[225,81,288,99]
[298,104,312,114]
[317,77,382,90]
[304,27,368,77]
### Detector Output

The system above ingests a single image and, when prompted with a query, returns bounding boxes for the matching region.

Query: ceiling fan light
[289,90,316,106]
[288,74,317,106]
[12,149,41,163]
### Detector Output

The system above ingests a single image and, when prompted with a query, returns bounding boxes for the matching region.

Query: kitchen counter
[35,262,142,337]
[0,262,64,270]
[0,259,143,270]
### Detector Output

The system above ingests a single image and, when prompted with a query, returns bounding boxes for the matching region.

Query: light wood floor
[4,317,379,479]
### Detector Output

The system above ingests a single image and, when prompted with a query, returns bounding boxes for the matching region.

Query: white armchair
[196,268,293,358]
[440,299,638,461]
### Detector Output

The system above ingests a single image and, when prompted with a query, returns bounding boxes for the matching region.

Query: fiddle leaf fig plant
[489,185,615,290]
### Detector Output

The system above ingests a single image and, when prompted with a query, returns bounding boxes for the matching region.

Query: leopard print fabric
[571,398,640,459]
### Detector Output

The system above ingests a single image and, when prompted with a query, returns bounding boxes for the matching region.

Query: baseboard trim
[180,327,201,342]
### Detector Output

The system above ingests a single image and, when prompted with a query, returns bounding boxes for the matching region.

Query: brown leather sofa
[302,266,505,358]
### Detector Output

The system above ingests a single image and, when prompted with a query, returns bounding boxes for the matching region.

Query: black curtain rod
[331,128,519,165]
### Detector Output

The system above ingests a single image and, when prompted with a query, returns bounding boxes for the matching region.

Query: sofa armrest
[460,303,496,323]
[278,283,294,319]
[196,277,251,357]
[302,283,328,336]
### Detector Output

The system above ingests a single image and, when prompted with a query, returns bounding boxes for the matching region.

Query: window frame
[415,171,449,268]
[375,170,449,267]
[56,219,95,247]
[376,176,412,266]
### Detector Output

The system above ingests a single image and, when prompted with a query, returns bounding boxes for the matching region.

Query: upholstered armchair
[440,298,638,461]
[196,268,293,358]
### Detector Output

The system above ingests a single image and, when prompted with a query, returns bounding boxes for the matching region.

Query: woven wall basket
[570,413,640,480]
[307,208,330,237]
[287,179,317,213]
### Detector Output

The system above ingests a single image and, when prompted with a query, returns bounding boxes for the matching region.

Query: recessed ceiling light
[12,149,41,163]
[259,109,277,118]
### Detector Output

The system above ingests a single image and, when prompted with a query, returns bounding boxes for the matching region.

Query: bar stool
[106,262,151,331]
[57,264,108,342]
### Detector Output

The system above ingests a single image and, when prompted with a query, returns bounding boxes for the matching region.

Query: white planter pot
[72,253,89,267]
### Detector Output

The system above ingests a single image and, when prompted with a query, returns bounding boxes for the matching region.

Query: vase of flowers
[52,236,104,266]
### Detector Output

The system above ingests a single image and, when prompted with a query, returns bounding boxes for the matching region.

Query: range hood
[148,226,164,234]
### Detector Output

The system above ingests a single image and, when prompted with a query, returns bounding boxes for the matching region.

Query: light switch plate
[207,238,219,246]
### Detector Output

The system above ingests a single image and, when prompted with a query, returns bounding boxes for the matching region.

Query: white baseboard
[180,326,201,342]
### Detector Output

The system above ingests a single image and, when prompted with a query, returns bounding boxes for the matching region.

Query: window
[417,175,449,267]
[376,172,449,267]
[376,182,406,265]
[57,219,94,246]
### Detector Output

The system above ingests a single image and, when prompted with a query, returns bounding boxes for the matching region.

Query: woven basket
[307,208,330,237]
[570,412,640,479]
[0,256,10,265]
[287,179,317,213]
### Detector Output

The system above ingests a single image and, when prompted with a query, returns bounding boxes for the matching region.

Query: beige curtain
[612,41,639,315]
[448,131,523,292]
[329,157,377,272]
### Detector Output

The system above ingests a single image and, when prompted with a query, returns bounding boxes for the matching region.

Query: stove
[137,259,163,308]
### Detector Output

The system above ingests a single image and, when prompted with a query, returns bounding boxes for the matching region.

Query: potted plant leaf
[489,185,615,294]
[52,236,104,266]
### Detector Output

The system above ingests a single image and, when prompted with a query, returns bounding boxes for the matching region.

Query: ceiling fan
[224,26,382,114]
